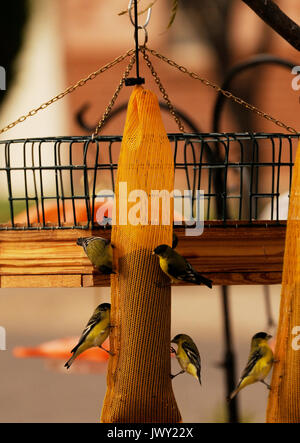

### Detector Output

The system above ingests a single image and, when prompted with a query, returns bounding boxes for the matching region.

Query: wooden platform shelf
[0,221,286,288]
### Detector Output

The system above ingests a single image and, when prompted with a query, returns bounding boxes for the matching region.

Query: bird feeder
[1,0,300,423]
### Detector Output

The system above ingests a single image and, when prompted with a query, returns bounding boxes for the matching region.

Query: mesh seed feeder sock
[101,5,181,422]
[100,86,181,423]
[103,5,181,421]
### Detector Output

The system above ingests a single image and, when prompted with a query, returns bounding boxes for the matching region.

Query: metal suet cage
[0,132,298,230]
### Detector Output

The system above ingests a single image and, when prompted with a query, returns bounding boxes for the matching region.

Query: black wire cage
[0,132,298,230]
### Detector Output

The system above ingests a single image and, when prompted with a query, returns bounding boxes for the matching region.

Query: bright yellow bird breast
[239,343,273,392]
[251,346,273,380]
[176,344,198,380]
[86,314,110,347]
[159,256,179,283]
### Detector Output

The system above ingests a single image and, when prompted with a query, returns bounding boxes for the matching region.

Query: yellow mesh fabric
[266,141,300,422]
[100,86,181,423]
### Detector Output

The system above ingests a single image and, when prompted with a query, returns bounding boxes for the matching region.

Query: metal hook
[125,0,151,86]
[128,0,152,30]
[128,0,151,47]
[140,27,148,47]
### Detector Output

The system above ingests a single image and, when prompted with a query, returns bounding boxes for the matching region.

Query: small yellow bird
[64,303,112,369]
[152,244,212,288]
[229,332,274,400]
[77,236,115,275]
[171,334,202,385]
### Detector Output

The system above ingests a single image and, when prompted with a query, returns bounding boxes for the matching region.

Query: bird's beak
[267,334,272,340]
[151,251,155,255]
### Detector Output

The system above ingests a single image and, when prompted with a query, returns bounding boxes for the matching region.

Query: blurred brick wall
[57,0,300,138]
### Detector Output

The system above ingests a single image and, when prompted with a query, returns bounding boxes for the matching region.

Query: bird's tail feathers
[64,354,76,369]
[70,343,80,354]
[227,387,240,402]
[197,369,202,386]
[196,274,213,289]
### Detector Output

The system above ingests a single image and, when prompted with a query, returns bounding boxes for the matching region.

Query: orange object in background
[13,199,113,226]
[13,337,110,374]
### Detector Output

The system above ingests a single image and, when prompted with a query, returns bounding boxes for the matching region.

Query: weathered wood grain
[1,274,82,288]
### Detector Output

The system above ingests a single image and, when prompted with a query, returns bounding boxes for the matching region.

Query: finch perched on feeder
[170,334,202,385]
[228,332,274,400]
[152,244,212,288]
[64,303,112,369]
[77,236,115,274]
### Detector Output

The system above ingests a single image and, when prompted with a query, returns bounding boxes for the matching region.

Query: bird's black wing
[165,250,212,288]
[238,348,264,385]
[180,261,213,288]
[166,252,194,280]
[167,259,199,283]
[167,262,182,280]
[184,261,201,283]
[70,310,103,353]
[182,341,201,374]
[168,260,212,288]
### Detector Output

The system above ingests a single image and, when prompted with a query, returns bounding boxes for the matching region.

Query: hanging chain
[144,46,298,135]
[0,48,135,137]
[141,47,185,132]
[0,43,297,137]
[92,54,136,139]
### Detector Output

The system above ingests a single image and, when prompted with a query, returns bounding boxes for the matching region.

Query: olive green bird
[152,244,212,288]
[229,332,274,400]
[171,334,202,385]
[64,303,112,369]
[77,236,115,275]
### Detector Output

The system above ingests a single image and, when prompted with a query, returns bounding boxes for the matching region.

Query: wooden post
[266,143,300,423]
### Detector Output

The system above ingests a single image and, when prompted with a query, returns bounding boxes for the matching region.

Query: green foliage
[167,0,179,29]
[0,200,32,223]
